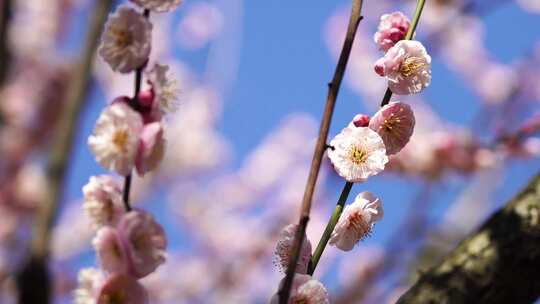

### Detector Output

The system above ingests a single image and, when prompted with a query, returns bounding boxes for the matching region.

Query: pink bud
[374,58,386,76]
[352,114,370,127]
[137,89,155,108]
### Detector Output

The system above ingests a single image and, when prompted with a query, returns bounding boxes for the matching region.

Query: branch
[277,0,364,302]
[397,172,540,304]
[16,1,113,303]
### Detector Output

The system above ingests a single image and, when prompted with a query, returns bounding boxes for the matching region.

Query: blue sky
[59,0,540,301]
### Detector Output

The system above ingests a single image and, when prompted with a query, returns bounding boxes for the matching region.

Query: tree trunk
[397,173,540,304]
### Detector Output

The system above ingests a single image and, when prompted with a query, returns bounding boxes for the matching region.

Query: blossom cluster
[272,10,431,302]
[75,1,182,303]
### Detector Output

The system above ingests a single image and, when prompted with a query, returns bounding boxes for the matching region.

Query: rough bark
[397,172,540,304]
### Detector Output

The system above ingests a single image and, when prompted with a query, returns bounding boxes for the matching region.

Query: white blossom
[146,63,180,115]
[88,102,143,176]
[327,126,388,182]
[99,6,152,73]
[82,175,124,228]
[329,192,383,251]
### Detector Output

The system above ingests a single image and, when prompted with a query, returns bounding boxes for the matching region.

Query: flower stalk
[277,0,364,302]
[123,8,150,213]
[307,0,428,285]
[308,182,353,275]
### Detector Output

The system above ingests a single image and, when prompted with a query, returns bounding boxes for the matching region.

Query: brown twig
[122,8,150,213]
[16,1,113,303]
[277,0,364,302]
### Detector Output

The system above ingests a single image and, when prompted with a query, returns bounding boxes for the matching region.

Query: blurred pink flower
[177,2,223,50]
[271,274,329,304]
[374,12,410,52]
[374,40,431,95]
[88,102,144,176]
[327,126,388,183]
[74,268,104,304]
[93,227,130,274]
[274,224,312,274]
[118,210,167,278]
[369,102,415,155]
[329,192,383,251]
[82,175,124,229]
[136,122,166,175]
[131,0,183,13]
[96,273,148,304]
[99,6,152,73]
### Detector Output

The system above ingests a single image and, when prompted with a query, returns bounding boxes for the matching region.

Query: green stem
[405,0,427,40]
[380,0,427,107]
[308,182,353,275]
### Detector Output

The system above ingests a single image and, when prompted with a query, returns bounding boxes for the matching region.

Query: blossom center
[399,56,425,77]
[349,146,368,165]
[346,212,370,240]
[110,26,133,48]
[292,296,309,304]
[101,291,126,304]
[380,114,401,133]
[112,130,130,153]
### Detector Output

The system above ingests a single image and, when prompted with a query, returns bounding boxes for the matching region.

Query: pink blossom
[374,12,410,52]
[96,273,148,304]
[82,175,124,228]
[92,227,129,274]
[369,102,415,155]
[374,40,431,95]
[117,210,167,278]
[135,122,166,176]
[274,224,312,274]
[329,192,383,251]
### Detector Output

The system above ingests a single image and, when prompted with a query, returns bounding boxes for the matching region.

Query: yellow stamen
[112,130,129,153]
[399,56,426,77]
[349,146,368,165]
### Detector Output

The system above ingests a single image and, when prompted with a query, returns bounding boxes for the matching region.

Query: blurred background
[0,0,539,303]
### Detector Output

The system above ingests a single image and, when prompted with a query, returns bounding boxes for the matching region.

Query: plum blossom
[270,274,329,304]
[369,102,415,155]
[117,210,167,278]
[274,224,312,274]
[93,227,129,274]
[88,102,144,176]
[96,273,148,304]
[374,12,410,52]
[131,0,183,13]
[99,6,152,73]
[146,63,180,115]
[327,125,388,183]
[136,122,166,175]
[329,192,383,251]
[74,268,104,304]
[374,40,431,95]
[82,175,124,228]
